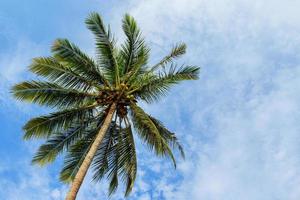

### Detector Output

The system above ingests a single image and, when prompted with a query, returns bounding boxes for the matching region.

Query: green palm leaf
[106,132,120,196]
[29,57,99,91]
[12,81,97,108]
[60,139,93,183]
[85,12,120,85]
[148,116,185,159]
[52,38,108,86]
[150,43,186,72]
[120,14,149,79]
[117,125,137,196]
[91,121,120,195]
[92,122,118,181]
[60,126,100,183]
[130,103,176,168]
[131,65,200,103]
[23,104,98,139]
[92,122,137,196]
[32,114,104,166]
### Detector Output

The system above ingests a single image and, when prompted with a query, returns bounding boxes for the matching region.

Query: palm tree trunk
[66,103,117,200]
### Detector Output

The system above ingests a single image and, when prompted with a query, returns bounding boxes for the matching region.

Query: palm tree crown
[12,13,200,197]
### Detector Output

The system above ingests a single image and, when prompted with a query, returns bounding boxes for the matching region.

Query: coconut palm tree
[12,13,200,200]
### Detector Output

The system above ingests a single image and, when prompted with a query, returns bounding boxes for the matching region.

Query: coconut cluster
[95,83,135,118]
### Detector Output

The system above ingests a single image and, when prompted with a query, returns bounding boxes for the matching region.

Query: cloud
[105,0,300,200]
[0,38,47,80]
[183,67,300,200]
[0,38,47,114]
[0,157,67,200]
[2,0,300,199]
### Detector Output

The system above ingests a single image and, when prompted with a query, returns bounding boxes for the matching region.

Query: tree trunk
[66,103,117,200]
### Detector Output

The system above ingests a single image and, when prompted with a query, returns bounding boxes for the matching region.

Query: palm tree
[12,13,199,200]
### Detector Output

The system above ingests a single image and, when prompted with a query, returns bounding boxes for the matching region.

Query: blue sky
[1,0,300,199]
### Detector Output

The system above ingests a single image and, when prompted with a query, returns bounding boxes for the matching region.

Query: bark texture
[66,103,117,200]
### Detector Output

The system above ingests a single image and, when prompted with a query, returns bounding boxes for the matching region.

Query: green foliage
[12,81,97,108]
[52,38,107,86]
[92,122,137,196]
[29,57,97,91]
[150,43,187,72]
[12,12,200,197]
[148,116,185,159]
[120,14,149,80]
[130,103,177,168]
[132,64,199,103]
[60,134,96,183]
[32,114,104,165]
[23,104,97,139]
[85,12,119,85]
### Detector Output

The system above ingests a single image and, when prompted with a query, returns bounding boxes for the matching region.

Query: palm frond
[131,65,200,103]
[150,43,186,72]
[29,57,99,91]
[118,125,137,196]
[12,81,97,108]
[92,121,137,196]
[52,39,108,86]
[107,132,120,196]
[32,114,104,166]
[106,124,137,196]
[23,104,98,139]
[148,116,185,159]
[91,121,117,181]
[120,14,149,80]
[32,133,80,166]
[59,125,101,183]
[85,12,119,85]
[108,172,119,195]
[130,103,176,168]
[60,139,93,183]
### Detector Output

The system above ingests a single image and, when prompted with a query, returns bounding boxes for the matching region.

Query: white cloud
[181,67,300,200]
[105,0,300,199]
[0,39,47,114]
[2,0,300,199]
[0,159,67,200]
[0,39,46,82]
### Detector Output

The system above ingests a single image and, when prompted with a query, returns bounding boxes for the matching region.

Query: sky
[1,0,300,199]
